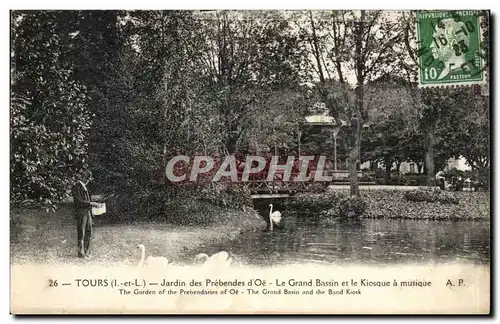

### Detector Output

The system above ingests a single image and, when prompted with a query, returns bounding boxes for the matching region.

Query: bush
[403,173,427,186]
[374,176,405,185]
[104,188,168,222]
[375,174,427,186]
[286,191,366,219]
[339,196,367,217]
[476,168,490,191]
[102,180,255,224]
[320,195,367,219]
[390,176,404,185]
[406,179,418,186]
[404,187,459,205]
[104,184,257,226]
[163,198,224,226]
[359,174,374,182]
[308,182,329,193]
[375,176,405,185]
[374,168,385,179]
[200,183,253,211]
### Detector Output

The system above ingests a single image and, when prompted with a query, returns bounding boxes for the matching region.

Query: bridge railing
[242,170,364,194]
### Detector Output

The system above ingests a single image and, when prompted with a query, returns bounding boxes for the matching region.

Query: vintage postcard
[10,9,490,315]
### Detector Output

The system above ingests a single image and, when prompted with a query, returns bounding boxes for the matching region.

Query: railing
[244,178,312,194]
[243,170,364,194]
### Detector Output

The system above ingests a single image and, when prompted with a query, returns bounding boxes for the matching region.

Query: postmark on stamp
[416,10,486,87]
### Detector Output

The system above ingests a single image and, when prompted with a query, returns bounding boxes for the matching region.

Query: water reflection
[181,209,490,267]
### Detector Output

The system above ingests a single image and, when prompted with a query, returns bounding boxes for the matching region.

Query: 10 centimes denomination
[416,10,487,87]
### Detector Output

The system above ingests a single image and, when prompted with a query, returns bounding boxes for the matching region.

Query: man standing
[72,170,98,258]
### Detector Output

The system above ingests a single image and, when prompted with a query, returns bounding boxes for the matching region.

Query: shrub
[476,168,490,191]
[163,198,223,226]
[102,181,255,224]
[286,191,367,219]
[403,174,427,186]
[339,195,367,217]
[321,195,367,219]
[375,176,406,185]
[199,183,253,211]
[104,189,168,222]
[286,192,342,213]
[406,179,418,186]
[443,168,465,180]
[374,168,385,179]
[404,187,459,205]
[308,182,329,193]
[359,174,374,182]
[375,174,427,186]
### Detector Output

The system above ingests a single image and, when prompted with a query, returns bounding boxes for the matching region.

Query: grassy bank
[361,190,490,221]
[10,200,266,266]
[285,189,490,221]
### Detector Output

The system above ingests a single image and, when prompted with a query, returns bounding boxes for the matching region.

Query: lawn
[10,203,266,266]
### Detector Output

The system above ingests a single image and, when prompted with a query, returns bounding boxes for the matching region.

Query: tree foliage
[11,11,92,210]
[10,10,490,211]
[298,10,404,196]
[192,11,304,153]
[397,10,490,185]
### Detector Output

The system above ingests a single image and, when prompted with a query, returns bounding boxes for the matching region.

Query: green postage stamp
[417,10,486,87]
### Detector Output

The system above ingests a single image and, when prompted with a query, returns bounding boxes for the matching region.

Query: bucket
[92,202,106,215]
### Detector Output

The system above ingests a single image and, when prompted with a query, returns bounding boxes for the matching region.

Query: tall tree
[298,10,403,196]
[11,11,92,209]
[59,11,128,192]
[194,10,304,153]
[361,75,423,179]
[241,87,309,154]
[116,11,213,193]
[438,89,489,171]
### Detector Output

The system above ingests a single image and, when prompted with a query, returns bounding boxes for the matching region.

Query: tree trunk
[385,160,392,182]
[226,139,237,154]
[396,161,401,175]
[349,11,366,198]
[348,147,360,197]
[424,129,435,186]
[348,119,361,197]
[417,162,423,174]
[225,122,239,154]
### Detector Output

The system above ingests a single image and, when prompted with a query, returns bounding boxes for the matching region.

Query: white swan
[195,251,232,266]
[137,244,171,268]
[269,203,282,231]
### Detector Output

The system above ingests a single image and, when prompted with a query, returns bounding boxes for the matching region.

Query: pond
[184,200,490,267]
